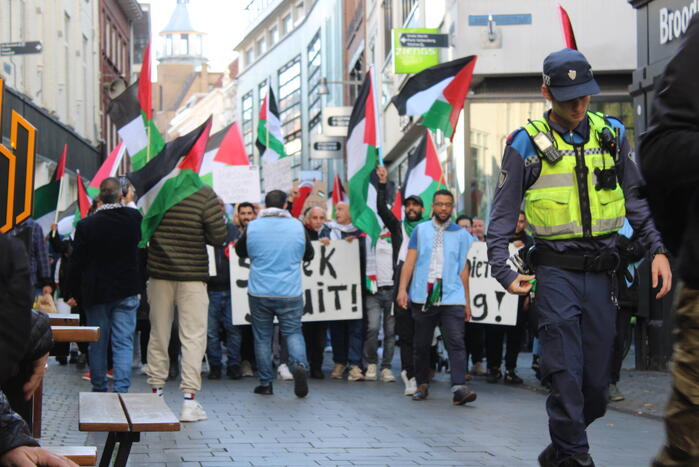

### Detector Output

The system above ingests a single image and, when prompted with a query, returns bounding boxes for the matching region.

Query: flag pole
[265,84,270,156]
[146,122,151,163]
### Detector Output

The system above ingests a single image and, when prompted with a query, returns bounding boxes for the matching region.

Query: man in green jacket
[146,184,226,422]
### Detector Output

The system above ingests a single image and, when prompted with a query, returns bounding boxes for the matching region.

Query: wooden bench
[44,446,97,466]
[79,393,180,467]
[51,326,100,343]
[48,313,80,326]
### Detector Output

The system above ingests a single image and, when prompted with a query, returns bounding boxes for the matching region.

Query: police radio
[594,126,620,190]
[528,119,562,165]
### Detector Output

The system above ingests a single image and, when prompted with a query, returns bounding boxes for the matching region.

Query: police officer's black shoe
[504,370,524,385]
[486,368,502,384]
[253,384,273,395]
[538,444,556,467]
[559,453,595,467]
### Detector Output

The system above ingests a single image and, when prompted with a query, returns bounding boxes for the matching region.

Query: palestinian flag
[107,43,164,171]
[75,170,91,221]
[558,5,578,50]
[200,122,249,186]
[346,71,382,244]
[87,142,127,198]
[391,55,477,140]
[329,174,348,219]
[33,144,67,233]
[128,117,212,247]
[256,85,286,163]
[403,130,447,216]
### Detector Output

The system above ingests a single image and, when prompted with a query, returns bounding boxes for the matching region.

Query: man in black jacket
[640,15,699,467]
[68,178,143,394]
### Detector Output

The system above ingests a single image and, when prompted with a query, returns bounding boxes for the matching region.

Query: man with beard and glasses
[397,190,477,406]
[375,167,429,396]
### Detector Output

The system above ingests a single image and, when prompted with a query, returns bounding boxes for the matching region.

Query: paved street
[41,352,666,467]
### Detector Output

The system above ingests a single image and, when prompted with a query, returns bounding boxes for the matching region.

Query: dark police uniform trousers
[535,264,616,458]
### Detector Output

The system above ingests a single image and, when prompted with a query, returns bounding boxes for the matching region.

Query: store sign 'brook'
[229,240,363,325]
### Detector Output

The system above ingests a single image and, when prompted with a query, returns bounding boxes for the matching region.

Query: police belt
[531,248,620,273]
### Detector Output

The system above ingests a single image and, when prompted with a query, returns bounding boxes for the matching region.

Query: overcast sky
[147,0,248,72]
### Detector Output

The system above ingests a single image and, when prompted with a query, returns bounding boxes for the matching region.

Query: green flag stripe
[421,99,454,138]
[131,116,165,171]
[32,180,61,218]
[256,123,287,158]
[139,169,202,247]
[349,145,382,243]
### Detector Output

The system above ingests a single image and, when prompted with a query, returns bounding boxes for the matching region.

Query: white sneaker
[381,368,396,383]
[401,370,410,392]
[140,364,148,375]
[277,363,293,381]
[241,360,254,377]
[365,364,378,381]
[407,377,417,395]
[180,399,207,422]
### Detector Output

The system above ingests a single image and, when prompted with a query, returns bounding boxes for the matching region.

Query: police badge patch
[568,69,577,80]
[498,169,508,188]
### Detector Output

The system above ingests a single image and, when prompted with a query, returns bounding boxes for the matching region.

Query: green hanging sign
[393,28,445,74]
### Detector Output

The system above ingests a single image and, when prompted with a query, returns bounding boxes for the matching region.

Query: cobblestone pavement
[40,350,667,467]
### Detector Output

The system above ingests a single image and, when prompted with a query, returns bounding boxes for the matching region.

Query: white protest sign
[229,240,363,325]
[467,241,519,326]
[213,165,261,204]
[263,157,293,193]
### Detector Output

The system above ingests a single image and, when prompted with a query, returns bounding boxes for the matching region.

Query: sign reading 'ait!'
[0,78,37,233]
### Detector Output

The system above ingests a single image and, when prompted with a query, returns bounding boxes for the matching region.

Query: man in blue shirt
[397,189,477,406]
[234,190,314,398]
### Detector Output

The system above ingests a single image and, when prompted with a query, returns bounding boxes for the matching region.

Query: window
[294,1,305,25]
[307,32,322,131]
[348,54,363,105]
[258,79,268,108]
[242,91,254,160]
[278,56,302,176]
[282,14,293,35]
[383,0,393,59]
[256,36,266,56]
[165,34,173,56]
[245,47,254,66]
[402,0,418,25]
[269,25,279,45]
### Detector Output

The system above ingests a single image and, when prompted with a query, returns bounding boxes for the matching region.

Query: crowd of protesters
[16,166,646,423]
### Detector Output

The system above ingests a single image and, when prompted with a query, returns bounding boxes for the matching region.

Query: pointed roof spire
[161,0,198,34]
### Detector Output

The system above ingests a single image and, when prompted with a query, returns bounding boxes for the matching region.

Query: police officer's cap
[542,48,600,101]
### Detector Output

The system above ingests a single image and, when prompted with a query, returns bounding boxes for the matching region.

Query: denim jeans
[330,319,363,366]
[86,295,139,392]
[363,288,396,368]
[206,290,242,368]
[248,294,308,386]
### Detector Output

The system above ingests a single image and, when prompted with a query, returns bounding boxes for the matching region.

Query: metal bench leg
[99,432,117,467]
[113,433,139,467]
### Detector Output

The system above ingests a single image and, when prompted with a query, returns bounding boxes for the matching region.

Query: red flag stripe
[138,43,152,119]
[558,5,578,50]
[54,144,67,181]
[443,57,477,141]
[363,71,377,147]
[291,182,314,218]
[179,117,212,172]
[391,188,403,221]
[76,170,91,219]
[214,122,249,165]
[424,131,443,183]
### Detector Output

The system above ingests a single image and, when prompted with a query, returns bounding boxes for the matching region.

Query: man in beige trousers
[146,184,226,422]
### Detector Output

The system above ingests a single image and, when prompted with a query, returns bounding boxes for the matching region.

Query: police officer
[486,49,672,467]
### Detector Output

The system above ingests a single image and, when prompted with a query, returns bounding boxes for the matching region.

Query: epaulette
[506,127,526,145]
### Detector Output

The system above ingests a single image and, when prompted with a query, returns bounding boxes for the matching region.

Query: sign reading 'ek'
[229,240,363,325]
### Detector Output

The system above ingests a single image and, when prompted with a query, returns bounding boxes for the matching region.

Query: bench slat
[48,313,80,326]
[119,394,180,432]
[52,326,100,343]
[43,446,97,466]
[78,393,129,432]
